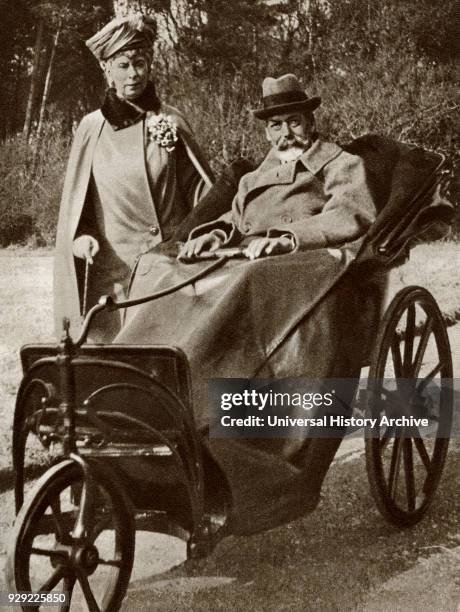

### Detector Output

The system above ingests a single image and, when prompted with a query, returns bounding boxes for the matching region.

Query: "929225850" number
[0,592,68,606]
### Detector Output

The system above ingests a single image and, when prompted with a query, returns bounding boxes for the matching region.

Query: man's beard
[275,134,311,162]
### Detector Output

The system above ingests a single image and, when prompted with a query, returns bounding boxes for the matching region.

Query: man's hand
[244,236,294,260]
[72,235,100,264]
[177,232,224,261]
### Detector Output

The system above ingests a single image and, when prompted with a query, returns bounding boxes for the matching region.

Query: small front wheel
[6,459,135,611]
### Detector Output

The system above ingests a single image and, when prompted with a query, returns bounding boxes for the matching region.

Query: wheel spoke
[59,574,76,612]
[70,482,83,507]
[72,479,96,540]
[38,566,64,593]
[411,317,433,378]
[50,498,67,542]
[31,546,66,559]
[403,304,416,376]
[98,557,122,567]
[391,339,403,378]
[380,426,395,451]
[403,439,416,511]
[77,571,101,612]
[414,437,431,471]
[417,362,443,393]
[388,435,403,498]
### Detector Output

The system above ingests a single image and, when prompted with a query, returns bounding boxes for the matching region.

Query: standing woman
[54,15,214,341]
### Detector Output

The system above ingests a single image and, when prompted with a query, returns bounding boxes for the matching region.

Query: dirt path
[125,440,460,611]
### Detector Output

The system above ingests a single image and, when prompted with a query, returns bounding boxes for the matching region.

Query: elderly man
[179,73,375,261]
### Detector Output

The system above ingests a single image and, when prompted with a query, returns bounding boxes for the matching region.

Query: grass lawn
[386,241,460,323]
[0,251,53,471]
[0,243,459,472]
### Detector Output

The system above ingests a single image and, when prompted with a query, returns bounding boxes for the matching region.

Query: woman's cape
[53,106,213,340]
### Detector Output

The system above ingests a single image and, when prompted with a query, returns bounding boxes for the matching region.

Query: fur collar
[101,81,161,130]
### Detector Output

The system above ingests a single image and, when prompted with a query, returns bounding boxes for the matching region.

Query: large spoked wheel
[6,460,135,611]
[365,286,453,526]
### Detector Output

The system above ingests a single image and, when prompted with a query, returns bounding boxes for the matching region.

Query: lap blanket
[115,244,385,533]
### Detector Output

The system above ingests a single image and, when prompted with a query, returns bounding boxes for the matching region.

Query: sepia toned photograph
[0,0,459,610]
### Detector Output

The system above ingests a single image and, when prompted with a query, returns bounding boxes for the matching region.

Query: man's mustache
[276,134,310,151]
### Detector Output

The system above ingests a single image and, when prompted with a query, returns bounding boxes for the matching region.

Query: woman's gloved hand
[72,235,100,264]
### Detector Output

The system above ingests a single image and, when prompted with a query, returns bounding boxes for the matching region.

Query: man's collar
[101,81,161,130]
[297,137,342,174]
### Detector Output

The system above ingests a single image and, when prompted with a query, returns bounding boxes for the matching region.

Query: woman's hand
[72,235,100,264]
[244,236,295,260]
[177,232,223,261]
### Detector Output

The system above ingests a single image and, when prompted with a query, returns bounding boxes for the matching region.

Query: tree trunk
[32,22,61,175]
[12,58,23,136]
[23,19,45,140]
[35,23,61,142]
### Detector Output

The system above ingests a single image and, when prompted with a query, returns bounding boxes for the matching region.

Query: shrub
[0,119,70,247]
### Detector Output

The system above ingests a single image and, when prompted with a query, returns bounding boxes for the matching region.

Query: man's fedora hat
[253,74,321,120]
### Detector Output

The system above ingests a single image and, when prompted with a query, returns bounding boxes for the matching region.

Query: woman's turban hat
[86,14,156,61]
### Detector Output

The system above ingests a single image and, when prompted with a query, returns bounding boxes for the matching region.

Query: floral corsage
[146,114,178,152]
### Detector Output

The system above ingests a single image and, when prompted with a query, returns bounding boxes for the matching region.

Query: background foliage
[0,0,458,246]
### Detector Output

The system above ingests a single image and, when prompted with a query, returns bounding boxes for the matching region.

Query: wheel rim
[366,286,453,524]
[8,461,134,612]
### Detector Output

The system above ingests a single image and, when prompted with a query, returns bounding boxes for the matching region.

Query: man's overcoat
[190,138,376,249]
[54,105,213,339]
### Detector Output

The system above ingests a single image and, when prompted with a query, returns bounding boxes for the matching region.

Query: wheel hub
[73,544,99,574]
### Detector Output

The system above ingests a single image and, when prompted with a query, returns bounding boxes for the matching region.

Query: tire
[365,286,453,526]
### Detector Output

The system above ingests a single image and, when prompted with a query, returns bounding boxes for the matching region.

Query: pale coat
[54,105,213,340]
[191,137,376,250]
